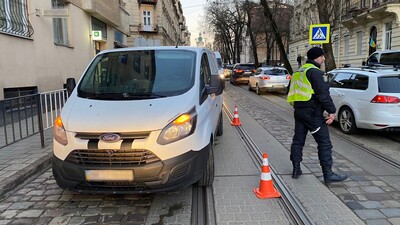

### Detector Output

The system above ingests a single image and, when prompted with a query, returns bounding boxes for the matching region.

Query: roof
[97,46,210,54]
[330,66,400,76]
[258,66,287,70]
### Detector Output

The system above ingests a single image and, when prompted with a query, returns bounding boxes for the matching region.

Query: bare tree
[205,0,246,63]
[315,0,341,71]
[259,0,293,74]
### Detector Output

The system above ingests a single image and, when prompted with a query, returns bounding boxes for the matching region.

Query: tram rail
[222,103,315,225]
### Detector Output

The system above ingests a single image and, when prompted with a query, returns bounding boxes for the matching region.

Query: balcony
[77,0,121,27]
[138,24,159,33]
[138,0,157,5]
[341,0,400,29]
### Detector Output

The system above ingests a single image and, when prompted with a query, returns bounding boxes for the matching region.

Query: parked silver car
[248,66,291,95]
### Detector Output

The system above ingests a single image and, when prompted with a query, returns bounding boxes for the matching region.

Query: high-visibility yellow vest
[287,63,318,103]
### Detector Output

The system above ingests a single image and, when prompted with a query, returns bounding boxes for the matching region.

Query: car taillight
[235,69,244,73]
[252,69,256,73]
[370,95,400,103]
[286,75,291,80]
[260,76,270,80]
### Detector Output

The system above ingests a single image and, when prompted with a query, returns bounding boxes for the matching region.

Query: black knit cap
[307,47,324,60]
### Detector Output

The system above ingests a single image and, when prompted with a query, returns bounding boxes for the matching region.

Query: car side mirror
[362,61,366,66]
[206,75,224,96]
[66,78,76,96]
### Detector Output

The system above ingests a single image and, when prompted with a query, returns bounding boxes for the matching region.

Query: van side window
[367,53,379,64]
[199,53,211,103]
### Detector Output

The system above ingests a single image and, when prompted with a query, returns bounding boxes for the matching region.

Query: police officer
[287,47,348,184]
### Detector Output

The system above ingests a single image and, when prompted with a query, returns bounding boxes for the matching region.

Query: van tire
[216,112,223,136]
[198,144,214,186]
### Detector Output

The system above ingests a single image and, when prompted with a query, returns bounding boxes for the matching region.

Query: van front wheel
[198,144,214,186]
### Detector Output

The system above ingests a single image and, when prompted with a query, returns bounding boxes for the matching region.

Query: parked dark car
[230,63,256,84]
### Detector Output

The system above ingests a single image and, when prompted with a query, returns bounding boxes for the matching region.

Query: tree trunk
[315,0,337,71]
[260,0,293,74]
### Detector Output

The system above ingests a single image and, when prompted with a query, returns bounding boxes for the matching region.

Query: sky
[179,0,208,46]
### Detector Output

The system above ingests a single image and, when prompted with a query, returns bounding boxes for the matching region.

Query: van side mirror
[206,75,224,96]
[66,78,76,96]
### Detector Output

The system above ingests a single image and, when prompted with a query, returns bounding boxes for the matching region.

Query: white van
[364,50,400,66]
[214,51,224,77]
[53,46,224,194]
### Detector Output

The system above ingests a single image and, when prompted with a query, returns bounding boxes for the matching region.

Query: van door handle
[338,93,344,97]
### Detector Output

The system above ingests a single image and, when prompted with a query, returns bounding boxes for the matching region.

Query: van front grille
[65,149,160,166]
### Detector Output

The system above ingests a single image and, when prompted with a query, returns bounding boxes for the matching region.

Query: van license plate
[85,170,134,181]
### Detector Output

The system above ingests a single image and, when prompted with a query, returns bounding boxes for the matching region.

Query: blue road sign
[309,24,330,44]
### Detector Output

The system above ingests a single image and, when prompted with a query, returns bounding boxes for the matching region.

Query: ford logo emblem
[99,133,121,143]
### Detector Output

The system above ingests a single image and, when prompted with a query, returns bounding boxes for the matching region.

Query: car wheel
[198,143,214,186]
[339,107,357,134]
[256,84,261,95]
[216,111,223,136]
[248,82,253,91]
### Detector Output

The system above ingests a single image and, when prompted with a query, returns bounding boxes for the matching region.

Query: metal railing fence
[0,89,68,149]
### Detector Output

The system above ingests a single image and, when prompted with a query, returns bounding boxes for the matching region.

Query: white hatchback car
[328,66,400,134]
[248,66,291,95]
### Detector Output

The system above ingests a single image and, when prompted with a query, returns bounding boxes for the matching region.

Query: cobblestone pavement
[224,85,400,225]
[0,169,153,225]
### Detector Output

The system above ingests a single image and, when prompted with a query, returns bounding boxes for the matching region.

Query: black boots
[292,162,302,179]
[323,167,348,184]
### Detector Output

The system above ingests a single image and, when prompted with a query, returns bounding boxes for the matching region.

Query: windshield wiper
[122,93,167,99]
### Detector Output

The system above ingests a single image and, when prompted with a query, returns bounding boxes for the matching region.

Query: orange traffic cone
[253,153,281,199]
[231,106,242,126]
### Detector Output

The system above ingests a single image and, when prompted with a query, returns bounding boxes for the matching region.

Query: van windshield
[78,50,196,100]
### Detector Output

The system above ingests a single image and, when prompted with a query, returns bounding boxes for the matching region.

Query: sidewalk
[0,129,53,200]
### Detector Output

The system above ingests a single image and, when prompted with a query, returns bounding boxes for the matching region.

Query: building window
[0,0,33,37]
[385,22,392,50]
[52,0,69,46]
[143,11,152,31]
[344,35,349,56]
[92,16,107,39]
[356,31,363,55]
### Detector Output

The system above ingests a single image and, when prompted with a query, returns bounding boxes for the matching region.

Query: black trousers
[290,106,333,168]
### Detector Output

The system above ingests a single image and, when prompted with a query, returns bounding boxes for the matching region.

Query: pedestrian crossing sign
[309,24,330,44]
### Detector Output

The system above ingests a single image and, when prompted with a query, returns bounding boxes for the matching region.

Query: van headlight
[53,116,68,146]
[157,108,197,145]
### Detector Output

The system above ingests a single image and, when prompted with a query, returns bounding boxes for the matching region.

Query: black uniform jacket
[293,60,336,114]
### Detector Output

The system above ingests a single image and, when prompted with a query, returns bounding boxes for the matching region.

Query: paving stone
[48,216,71,225]
[0,220,11,225]
[359,201,385,209]
[15,209,43,218]
[381,208,400,218]
[7,202,34,211]
[366,219,391,225]
[361,186,385,194]
[388,218,400,225]
[67,216,85,225]
[0,210,18,219]
[382,200,400,208]
[345,201,364,210]
[354,209,386,219]
[365,193,393,201]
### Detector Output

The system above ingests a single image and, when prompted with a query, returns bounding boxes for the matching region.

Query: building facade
[0,0,130,99]
[126,0,190,47]
[289,0,400,70]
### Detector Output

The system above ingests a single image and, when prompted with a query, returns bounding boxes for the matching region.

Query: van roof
[98,46,210,54]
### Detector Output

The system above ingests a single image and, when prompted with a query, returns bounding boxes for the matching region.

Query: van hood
[62,96,194,133]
